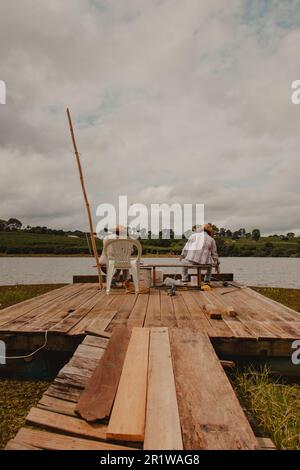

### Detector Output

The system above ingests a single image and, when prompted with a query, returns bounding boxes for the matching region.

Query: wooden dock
[1,283,300,357]
[6,328,276,450]
[2,282,299,450]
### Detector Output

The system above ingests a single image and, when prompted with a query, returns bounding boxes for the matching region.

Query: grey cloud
[0,0,299,234]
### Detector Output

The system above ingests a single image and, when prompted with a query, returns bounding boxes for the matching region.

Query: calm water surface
[0,257,299,288]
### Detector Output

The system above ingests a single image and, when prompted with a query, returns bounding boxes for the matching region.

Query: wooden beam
[76,327,131,422]
[85,309,118,337]
[26,407,107,441]
[11,428,134,451]
[169,328,259,450]
[106,327,150,442]
[144,327,183,450]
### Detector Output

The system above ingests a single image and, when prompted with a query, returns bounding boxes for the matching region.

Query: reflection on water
[0,256,299,288]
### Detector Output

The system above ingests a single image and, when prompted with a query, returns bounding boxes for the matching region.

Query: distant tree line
[0,218,299,257]
[0,218,297,241]
[0,218,86,237]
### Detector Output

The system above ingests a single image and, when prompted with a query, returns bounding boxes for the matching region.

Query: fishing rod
[66,108,103,290]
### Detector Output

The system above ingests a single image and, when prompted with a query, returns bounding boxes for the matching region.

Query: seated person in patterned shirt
[180,223,220,284]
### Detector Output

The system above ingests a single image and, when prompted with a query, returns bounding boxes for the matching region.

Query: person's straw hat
[204,223,214,235]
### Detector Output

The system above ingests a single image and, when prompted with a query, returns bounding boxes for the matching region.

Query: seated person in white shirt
[180,224,219,284]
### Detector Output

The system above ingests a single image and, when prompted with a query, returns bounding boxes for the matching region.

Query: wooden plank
[26,407,108,441]
[248,287,300,318]
[241,288,300,321]
[85,309,118,337]
[82,335,109,349]
[169,328,258,450]
[50,290,106,333]
[45,383,82,403]
[76,327,131,422]
[201,291,250,338]
[241,320,280,339]
[106,294,138,331]
[222,289,281,323]
[106,327,150,442]
[85,291,128,334]
[67,293,118,335]
[257,437,276,450]
[172,293,193,327]
[195,291,234,338]
[67,355,99,373]
[0,284,88,331]
[38,395,78,417]
[13,285,97,332]
[181,291,215,335]
[13,428,134,450]
[160,291,177,327]
[59,362,95,380]
[264,321,300,338]
[56,366,94,389]
[206,291,255,339]
[203,303,223,320]
[5,439,41,450]
[144,291,161,327]
[223,319,255,339]
[0,284,77,328]
[209,290,285,339]
[126,294,149,328]
[144,328,183,450]
[210,290,279,338]
[73,343,106,360]
[28,287,98,332]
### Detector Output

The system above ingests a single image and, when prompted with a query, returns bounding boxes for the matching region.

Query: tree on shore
[252,229,261,241]
[287,232,295,239]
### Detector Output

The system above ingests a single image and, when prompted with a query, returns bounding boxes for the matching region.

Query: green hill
[0,231,299,257]
[0,231,102,255]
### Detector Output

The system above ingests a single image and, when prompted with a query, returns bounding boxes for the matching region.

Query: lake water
[0,257,299,288]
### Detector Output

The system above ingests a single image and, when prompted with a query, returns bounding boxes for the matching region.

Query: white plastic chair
[104,238,142,294]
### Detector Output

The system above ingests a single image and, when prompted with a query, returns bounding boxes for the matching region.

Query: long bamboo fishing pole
[66,108,103,289]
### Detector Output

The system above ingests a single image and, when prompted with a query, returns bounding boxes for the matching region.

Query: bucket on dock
[153,269,164,286]
[140,267,152,288]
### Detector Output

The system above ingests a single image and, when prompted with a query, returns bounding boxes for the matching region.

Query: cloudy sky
[0,0,300,234]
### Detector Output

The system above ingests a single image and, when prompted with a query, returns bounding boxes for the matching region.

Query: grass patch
[251,287,300,312]
[0,379,49,449]
[0,231,102,255]
[233,367,300,450]
[0,284,66,310]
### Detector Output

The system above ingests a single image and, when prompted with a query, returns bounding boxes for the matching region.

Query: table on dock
[140,262,211,286]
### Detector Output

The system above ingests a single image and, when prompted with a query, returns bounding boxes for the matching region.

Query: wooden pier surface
[6,328,276,450]
[2,282,298,450]
[0,283,300,353]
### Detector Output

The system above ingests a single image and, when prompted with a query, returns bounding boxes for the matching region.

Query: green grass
[251,287,300,312]
[0,231,103,255]
[0,379,49,449]
[0,284,65,310]
[0,231,299,256]
[233,367,300,450]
